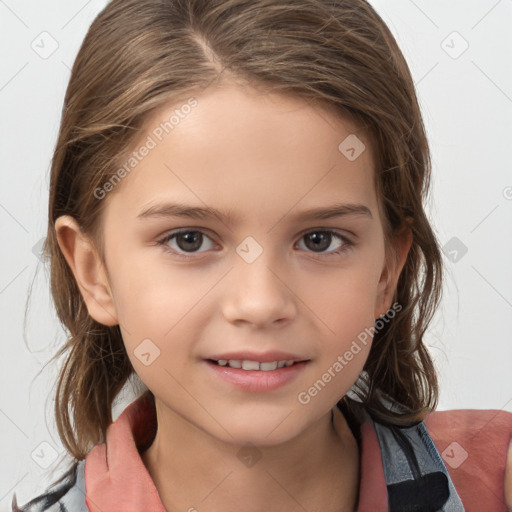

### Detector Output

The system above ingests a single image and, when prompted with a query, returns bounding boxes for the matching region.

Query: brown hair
[42,0,442,463]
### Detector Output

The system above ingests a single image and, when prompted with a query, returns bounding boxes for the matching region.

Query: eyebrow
[137,201,373,224]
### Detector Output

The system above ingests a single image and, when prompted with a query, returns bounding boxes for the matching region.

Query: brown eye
[303,231,332,252]
[158,229,216,257]
[175,231,203,252]
[297,230,353,256]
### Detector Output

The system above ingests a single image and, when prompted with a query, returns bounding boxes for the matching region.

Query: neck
[141,403,360,512]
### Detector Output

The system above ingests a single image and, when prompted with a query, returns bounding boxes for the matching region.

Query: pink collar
[85,392,388,511]
[85,392,166,511]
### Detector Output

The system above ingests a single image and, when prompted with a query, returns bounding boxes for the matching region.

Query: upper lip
[206,351,309,363]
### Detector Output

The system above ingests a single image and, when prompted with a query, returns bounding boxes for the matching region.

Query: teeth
[242,360,260,370]
[260,361,278,371]
[215,359,297,371]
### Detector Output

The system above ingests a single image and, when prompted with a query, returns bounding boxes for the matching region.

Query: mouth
[206,358,307,371]
[204,358,310,392]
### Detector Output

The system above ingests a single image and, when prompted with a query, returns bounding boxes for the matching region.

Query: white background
[1,0,511,508]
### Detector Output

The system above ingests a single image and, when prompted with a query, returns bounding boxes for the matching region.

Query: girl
[12,0,512,510]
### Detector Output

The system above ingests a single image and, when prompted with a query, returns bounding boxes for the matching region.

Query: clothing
[11,391,512,512]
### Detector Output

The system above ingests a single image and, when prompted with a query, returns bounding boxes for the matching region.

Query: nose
[222,251,297,328]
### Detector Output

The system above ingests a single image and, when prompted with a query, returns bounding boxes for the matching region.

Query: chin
[207,415,305,448]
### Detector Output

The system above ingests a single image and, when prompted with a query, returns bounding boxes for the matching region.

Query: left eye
[157,229,352,258]
[296,230,350,255]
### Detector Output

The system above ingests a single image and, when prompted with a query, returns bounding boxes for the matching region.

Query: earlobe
[54,215,119,326]
[375,226,412,318]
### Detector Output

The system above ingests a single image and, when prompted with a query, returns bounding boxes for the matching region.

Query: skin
[56,80,412,511]
[506,439,512,509]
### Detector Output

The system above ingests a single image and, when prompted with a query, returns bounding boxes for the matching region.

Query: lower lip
[204,360,309,392]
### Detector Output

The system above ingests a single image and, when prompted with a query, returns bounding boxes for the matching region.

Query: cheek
[303,260,383,326]
[108,257,196,341]
[301,260,382,382]
[107,235,196,308]
[109,259,224,376]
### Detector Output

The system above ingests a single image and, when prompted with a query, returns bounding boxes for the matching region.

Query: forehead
[106,82,378,222]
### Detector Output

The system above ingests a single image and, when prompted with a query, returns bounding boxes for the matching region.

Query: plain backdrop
[1,0,511,508]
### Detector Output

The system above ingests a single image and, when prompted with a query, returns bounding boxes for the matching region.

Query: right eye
[156,229,217,258]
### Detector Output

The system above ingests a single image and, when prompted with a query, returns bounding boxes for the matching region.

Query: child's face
[82,82,407,444]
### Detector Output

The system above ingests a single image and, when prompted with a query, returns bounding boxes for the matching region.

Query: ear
[374,224,412,318]
[54,215,119,326]
[505,438,512,510]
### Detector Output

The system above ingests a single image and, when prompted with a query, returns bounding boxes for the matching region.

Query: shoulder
[425,409,512,510]
[11,460,87,512]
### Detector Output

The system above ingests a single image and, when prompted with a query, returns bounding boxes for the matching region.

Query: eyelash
[156,228,354,260]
